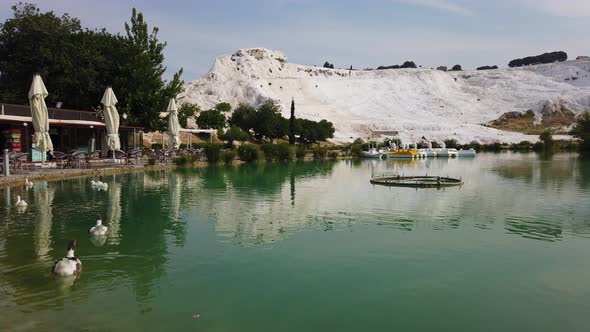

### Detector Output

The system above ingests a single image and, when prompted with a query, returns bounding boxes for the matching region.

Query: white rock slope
[180,48,590,143]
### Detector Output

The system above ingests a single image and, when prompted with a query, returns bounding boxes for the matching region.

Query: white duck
[15,195,27,207]
[51,240,82,277]
[90,180,99,187]
[89,214,108,236]
[97,181,108,191]
[24,178,34,188]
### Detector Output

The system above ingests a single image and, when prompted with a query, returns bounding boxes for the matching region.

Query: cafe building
[0,103,143,161]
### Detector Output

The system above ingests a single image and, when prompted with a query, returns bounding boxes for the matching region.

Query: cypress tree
[289,98,296,145]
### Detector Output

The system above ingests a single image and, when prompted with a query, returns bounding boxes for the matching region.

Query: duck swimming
[89,214,108,236]
[51,240,82,277]
[15,195,27,207]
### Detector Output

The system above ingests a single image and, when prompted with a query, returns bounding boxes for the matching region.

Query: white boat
[435,148,458,157]
[361,147,383,159]
[433,142,458,158]
[418,149,437,157]
[458,148,476,157]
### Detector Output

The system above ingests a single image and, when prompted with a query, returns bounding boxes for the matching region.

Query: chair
[71,151,88,168]
[86,150,101,166]
[15,153,29,172]
[51,151,69,169]
[155,149,167,163]
[114,150,128,165]
[8,152,27,173]
[127,149,143,165]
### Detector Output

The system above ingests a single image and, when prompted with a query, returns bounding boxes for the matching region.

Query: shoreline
[0,163,183,188]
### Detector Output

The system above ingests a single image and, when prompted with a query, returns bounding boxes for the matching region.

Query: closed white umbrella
[167,98,181,149]
[28,74,53,162]
[101,87,120,161]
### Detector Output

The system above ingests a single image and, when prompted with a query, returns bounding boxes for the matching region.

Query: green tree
[289,98,296,145]
[539,129,553,145]
[443,139,458,148]
[218,126,249,146]
[118,8,184,131]
[0,3,82,104]
[251,100,287,141]
[177,103,199,128]
[196,109,226,130]
[571,112,590,151]
[0,4,183,131]
[228,103,257,133]
[214,102,232,113]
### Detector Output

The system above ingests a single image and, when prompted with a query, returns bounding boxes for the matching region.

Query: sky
[1,0,589,82]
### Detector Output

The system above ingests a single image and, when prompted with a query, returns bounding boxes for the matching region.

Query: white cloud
[395,0,474,16]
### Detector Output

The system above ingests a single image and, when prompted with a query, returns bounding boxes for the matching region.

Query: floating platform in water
[370,175,463,188]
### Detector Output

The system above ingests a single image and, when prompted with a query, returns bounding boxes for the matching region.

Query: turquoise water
[1,153,590,331]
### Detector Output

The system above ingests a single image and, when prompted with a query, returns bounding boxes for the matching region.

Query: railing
[0,103,100,122]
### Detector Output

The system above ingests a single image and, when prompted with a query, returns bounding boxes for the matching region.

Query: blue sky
[1,0,589,81]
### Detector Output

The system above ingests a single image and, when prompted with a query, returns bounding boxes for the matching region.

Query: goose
[15,195,27,207]
[97,181,108,191]
[24,178,34,188]
[89,214,108,236]
[51,240,82,277]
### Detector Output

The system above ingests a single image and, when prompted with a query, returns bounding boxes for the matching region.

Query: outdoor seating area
[1,146,206,177]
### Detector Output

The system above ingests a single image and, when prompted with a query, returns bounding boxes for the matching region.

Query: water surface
[1,153,590,331]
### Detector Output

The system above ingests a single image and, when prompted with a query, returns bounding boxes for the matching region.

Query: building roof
[0,103,143,130]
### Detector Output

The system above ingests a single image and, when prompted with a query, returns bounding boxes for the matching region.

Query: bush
[312,147,328,159]
[147,157,156,166]
[295,146,306,159]
[237,145,260,162]
[196,109,226,130]
[173,155,195,167]
[223,150,236,164]
[570,112,590,151]
[151,143,163,150]
[351,144,363,158]
[260,143,278,161]
[328,150,339,159]
[484,142,503,152]
[539,129,553,147]
[508,51,567,67]
[443,139,458,148]
[476,65,499,70]
[451,64,462,71]
[204,143,223,163]
[276,143,294,161]
[219,126,249,146]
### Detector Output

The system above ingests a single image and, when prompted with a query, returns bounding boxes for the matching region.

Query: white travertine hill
[180,48,590,143]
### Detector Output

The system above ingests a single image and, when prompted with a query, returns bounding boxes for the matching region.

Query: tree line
[192,100,335,144]
[0,2,183,132]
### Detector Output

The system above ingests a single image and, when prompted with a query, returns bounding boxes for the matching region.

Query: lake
[1,152,590,331]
